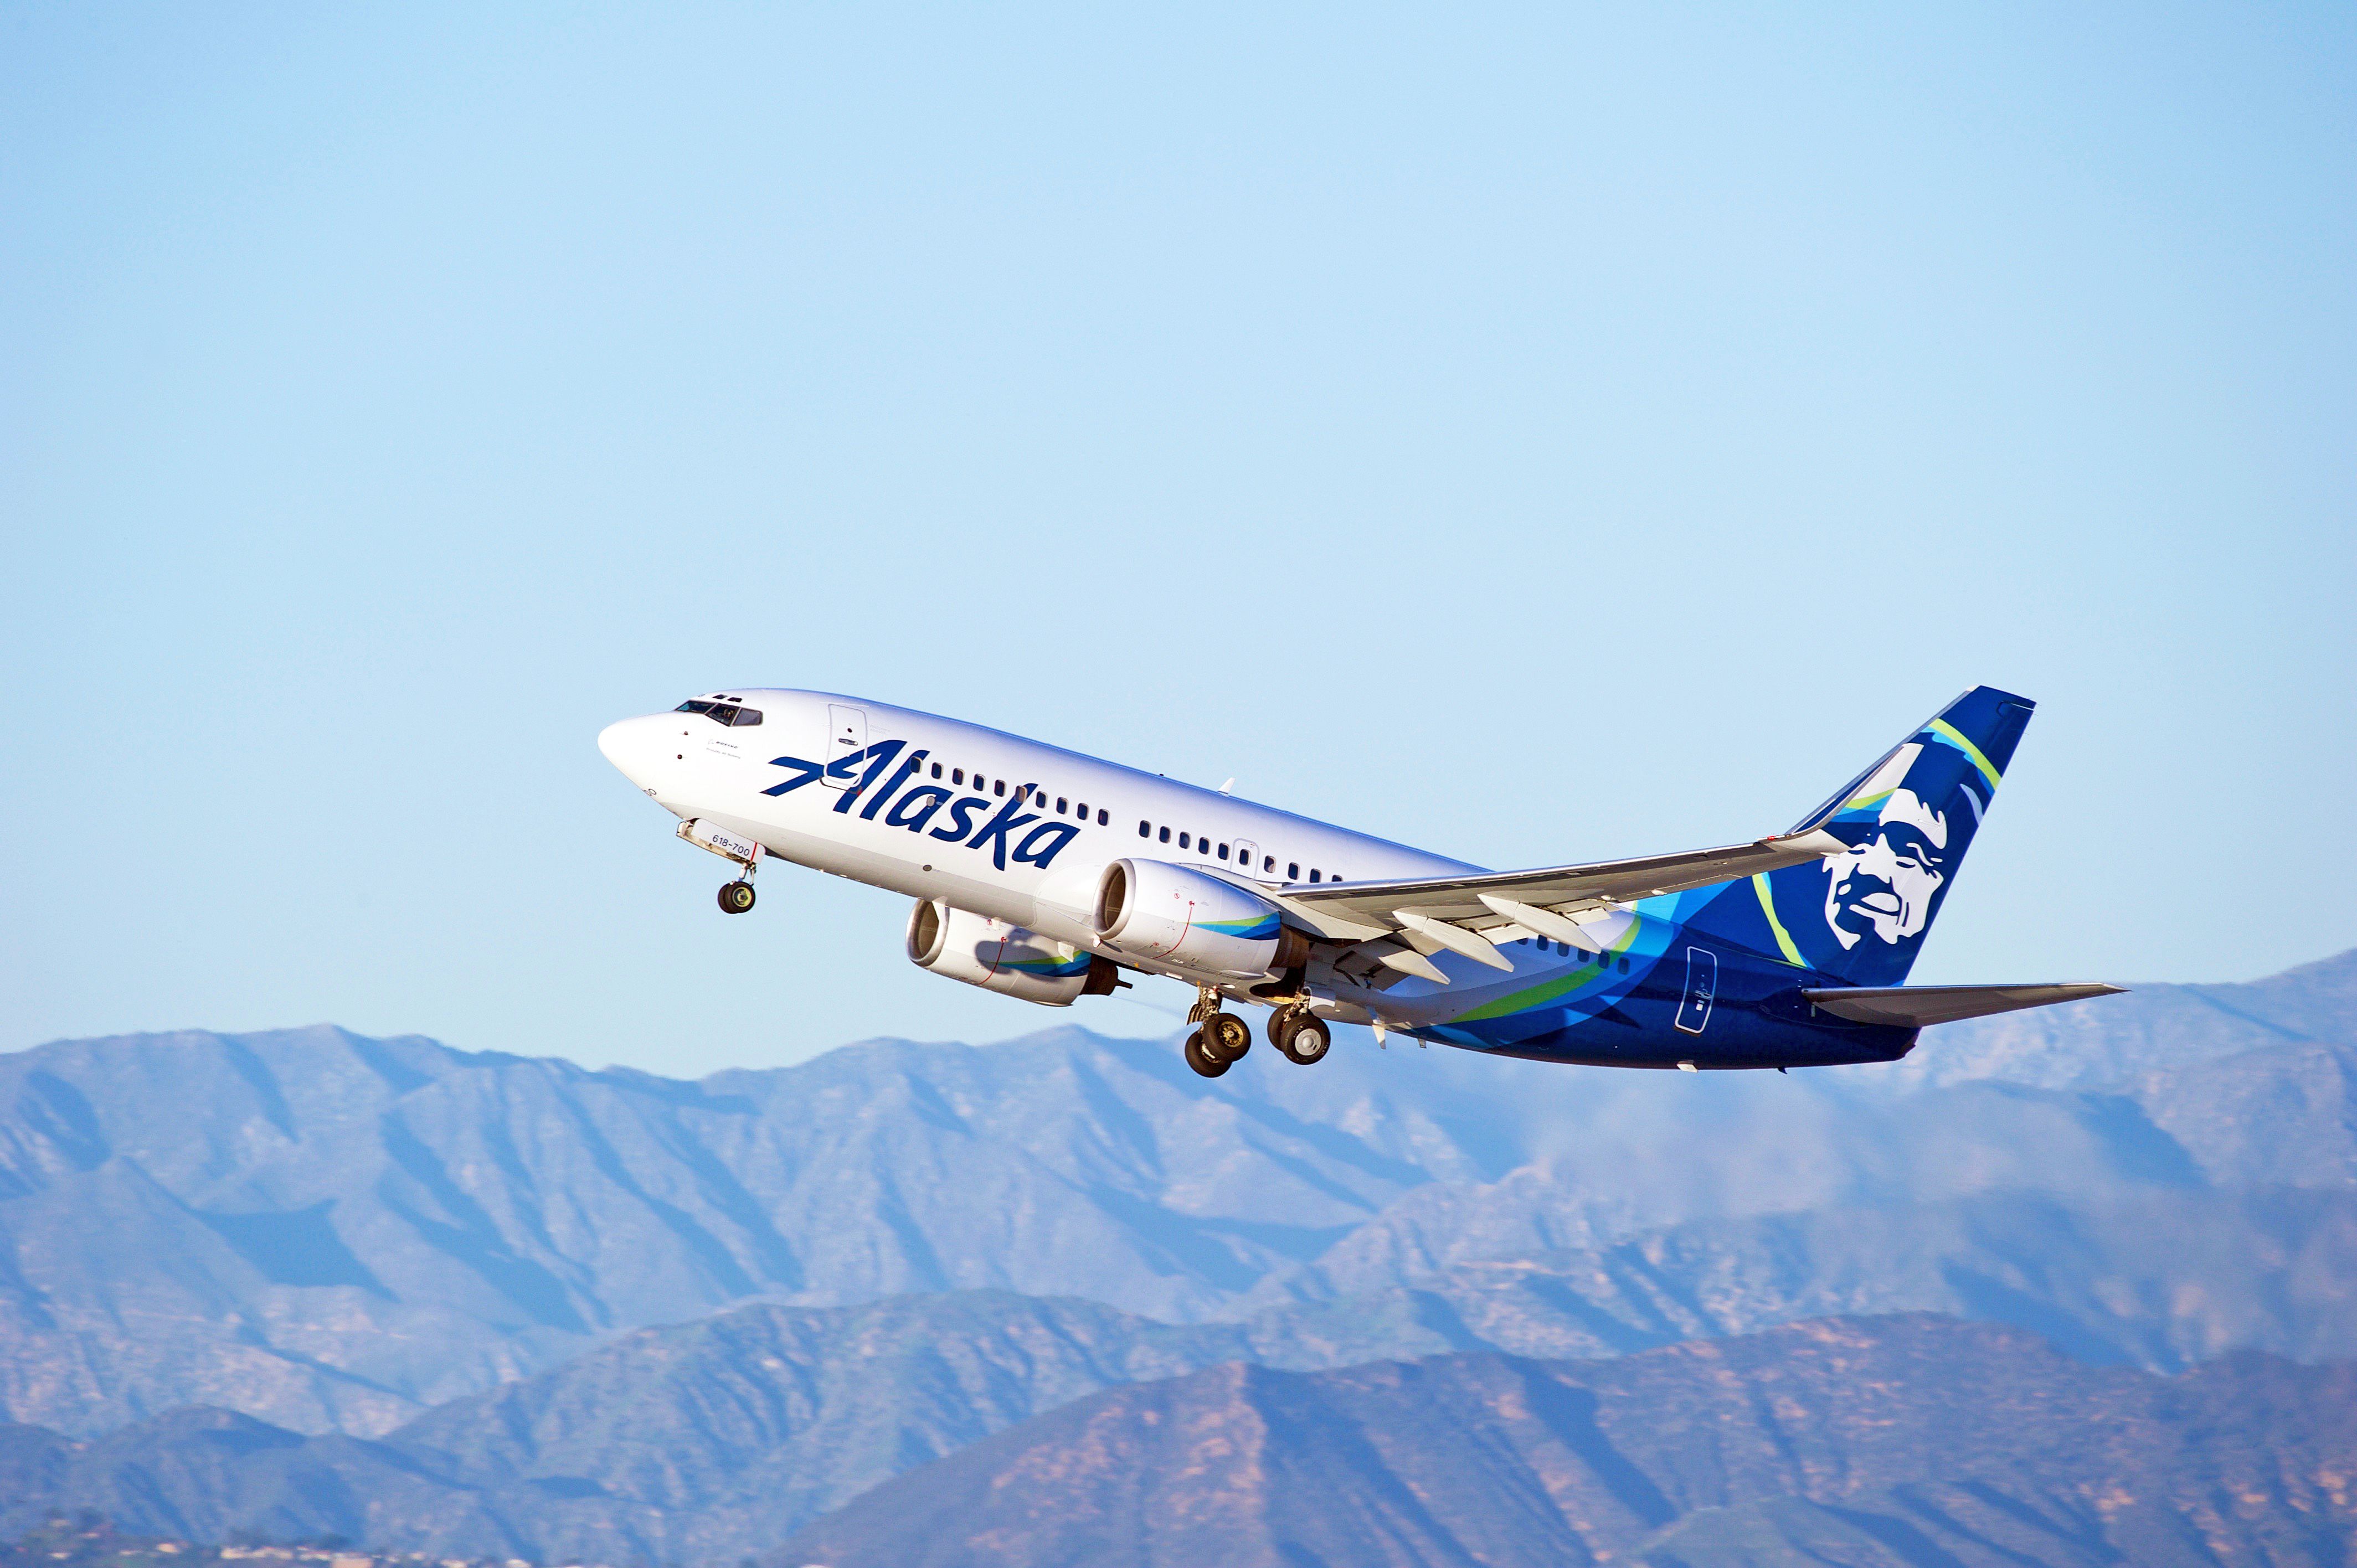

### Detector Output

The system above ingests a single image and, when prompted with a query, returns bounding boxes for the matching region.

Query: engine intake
[907,899,1118,1007]
[1093,859,1307,977]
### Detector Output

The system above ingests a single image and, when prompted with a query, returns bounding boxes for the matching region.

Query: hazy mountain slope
[1236,1186,2357,1371]
[779,1316,2357,1568]
[0,952,2346,1436]
[0,1021,1447,1433]
[2132,1038,2357,1189]
[1865,946,2357,1092]
[7,1170,2355,1567]
[0,1294,1258,1561]
[1248,1027,2357,1301]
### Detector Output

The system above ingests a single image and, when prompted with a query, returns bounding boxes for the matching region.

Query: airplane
[596,684,2119,1076]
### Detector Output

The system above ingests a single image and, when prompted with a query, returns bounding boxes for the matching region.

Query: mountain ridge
[11,1307,2354,1567]
[0,951,2349,1437]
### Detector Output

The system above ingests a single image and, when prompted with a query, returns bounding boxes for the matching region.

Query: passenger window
[1098,809,1109,826]
[1288,862,1299,880]
[1159,826,1171,843]
[1262,855,1273,871]
[731,708,763,726]
[1309,869,1320,883]
[1217,843,1229,860]
[1057,797,1068,814]
[1139,821,1150,837]
[953,769,964,785]
[1617,956,1629,973]
[931,763,943,778]
[994,780,1005,797]
[1179,833,1191,849]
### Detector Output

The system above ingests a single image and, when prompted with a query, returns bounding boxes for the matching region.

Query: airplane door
[824,704,867,790]
[1675,946,1718,1035]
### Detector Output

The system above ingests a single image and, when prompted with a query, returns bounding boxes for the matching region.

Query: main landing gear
[718,879,756,914]
[1182,989,1332,1076]
[1270,1005,1331,1066]
[1183,987,1252,1077]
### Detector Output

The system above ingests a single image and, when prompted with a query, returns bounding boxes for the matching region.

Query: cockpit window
[673,700,762,726]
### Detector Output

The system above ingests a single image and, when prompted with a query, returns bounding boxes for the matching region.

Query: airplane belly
[1422,958,1918,1070]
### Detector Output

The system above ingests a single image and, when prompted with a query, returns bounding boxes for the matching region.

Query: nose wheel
[718,880,756,915]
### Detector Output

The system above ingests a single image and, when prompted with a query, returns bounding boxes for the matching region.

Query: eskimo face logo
[1822,788,1949,950]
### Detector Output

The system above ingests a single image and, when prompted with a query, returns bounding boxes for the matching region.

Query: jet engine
[906,899,1119,1007]
[1093,859,1310,977]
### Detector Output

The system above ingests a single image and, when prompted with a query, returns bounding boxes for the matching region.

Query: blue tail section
[1684,686,2036,987]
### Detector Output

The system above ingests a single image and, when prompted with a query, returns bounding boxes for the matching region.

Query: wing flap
[1800,983,2124,1027]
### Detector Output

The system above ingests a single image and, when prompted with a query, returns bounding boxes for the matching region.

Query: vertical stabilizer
[1692,687,2036,987]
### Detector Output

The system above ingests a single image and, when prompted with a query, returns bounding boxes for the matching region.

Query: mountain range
[4,1309,2349,1568]
[0,950,2351,1562]
[1,951,2348,1437]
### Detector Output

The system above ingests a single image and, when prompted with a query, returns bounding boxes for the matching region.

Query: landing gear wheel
[1206,1012,1252,1062]
[1277,1013,1330,1065]
[718,880,756,914]
[1183,1029,1231,1079]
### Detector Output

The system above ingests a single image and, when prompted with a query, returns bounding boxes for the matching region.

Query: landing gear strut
[718,880,756,914]
[1183,987,1252,1078]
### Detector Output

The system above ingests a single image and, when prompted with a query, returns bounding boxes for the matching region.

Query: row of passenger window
[1135,820,1339,884]
[919,761,1112,826]
[1513,935,1632,972]
[925,760,1004,795]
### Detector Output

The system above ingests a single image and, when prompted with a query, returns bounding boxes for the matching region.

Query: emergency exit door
[1675,946,1718,1035]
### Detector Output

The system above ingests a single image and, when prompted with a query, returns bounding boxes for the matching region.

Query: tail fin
[1708,686,2036,986]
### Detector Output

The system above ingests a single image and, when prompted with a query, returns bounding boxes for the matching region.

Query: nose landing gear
[680,821,766,915]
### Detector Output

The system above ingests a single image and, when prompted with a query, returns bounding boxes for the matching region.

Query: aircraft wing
[1262,827,1851,951]
[1799,983,2125,1027]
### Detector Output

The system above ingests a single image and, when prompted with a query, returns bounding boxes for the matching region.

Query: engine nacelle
[1093,859,1307,977]
[906,899,1118,1007]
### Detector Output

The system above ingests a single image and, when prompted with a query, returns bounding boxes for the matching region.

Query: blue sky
[4,4,2351,1076]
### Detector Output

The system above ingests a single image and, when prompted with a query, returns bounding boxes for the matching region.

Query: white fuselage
[598,688,1476,992]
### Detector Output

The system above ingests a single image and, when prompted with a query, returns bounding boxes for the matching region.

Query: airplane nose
[598,715,665,787]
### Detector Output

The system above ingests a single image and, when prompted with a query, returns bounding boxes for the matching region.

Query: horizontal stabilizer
[1800,982,2124,1028]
